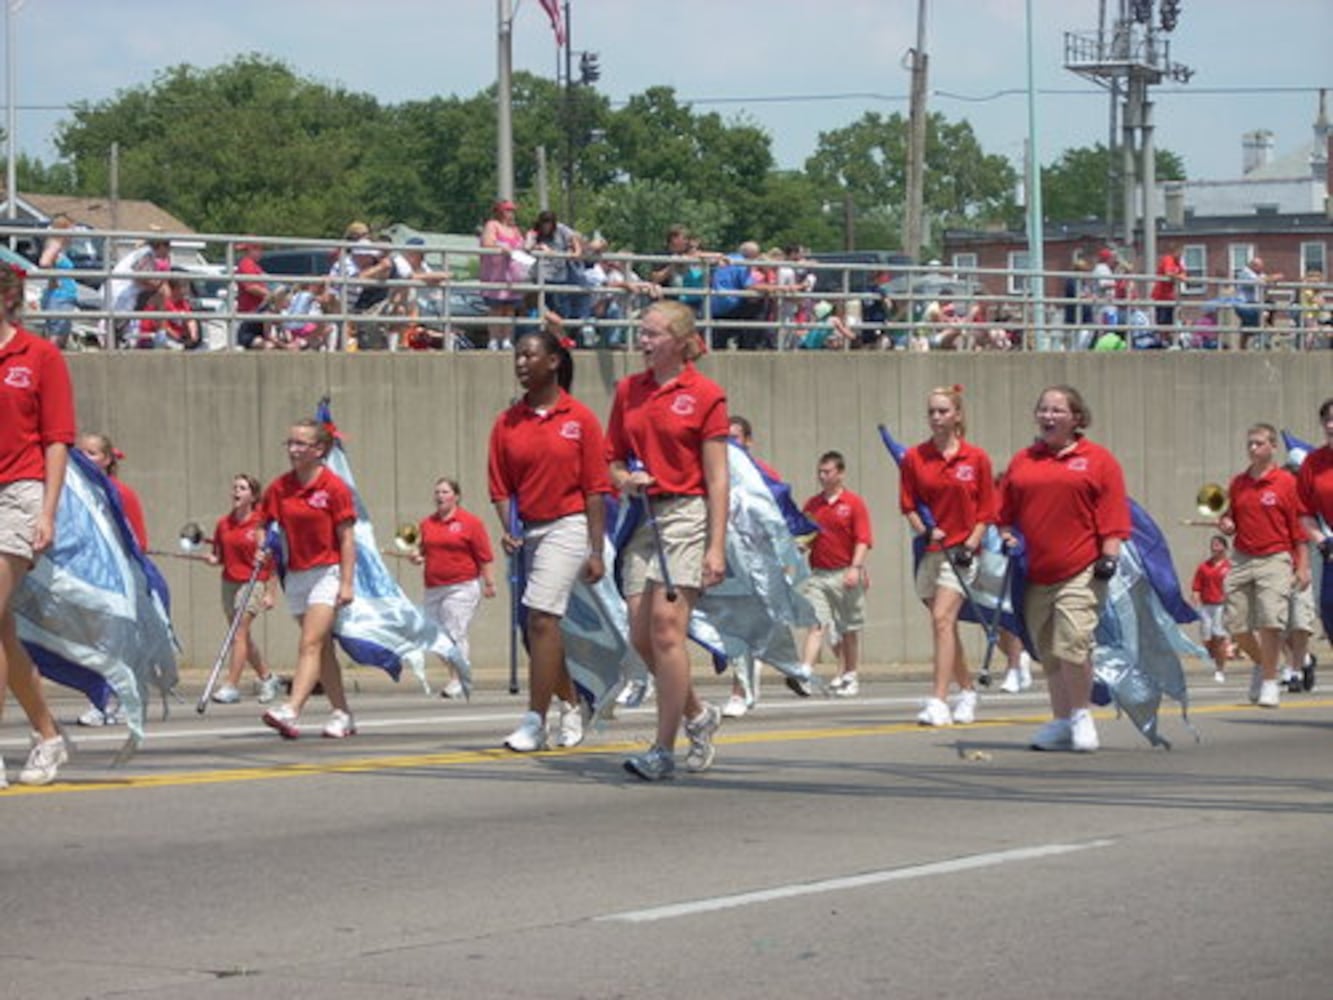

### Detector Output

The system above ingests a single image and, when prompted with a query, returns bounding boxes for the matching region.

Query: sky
[8,0,1331,184]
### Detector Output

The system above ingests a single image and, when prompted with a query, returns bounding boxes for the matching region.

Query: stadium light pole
[1024,0,1047,345]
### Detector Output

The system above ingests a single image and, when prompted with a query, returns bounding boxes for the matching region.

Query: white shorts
[1197,603,1227,641]
[424,579,482,661]
[284,564,341,616]
[522,513,588,617]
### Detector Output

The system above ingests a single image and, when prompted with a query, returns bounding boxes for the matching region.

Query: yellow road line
[5,698,1331,797]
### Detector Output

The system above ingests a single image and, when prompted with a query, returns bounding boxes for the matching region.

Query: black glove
[1320,537,1333,561]
[1093,555,1118,580]
[949,546,974,569]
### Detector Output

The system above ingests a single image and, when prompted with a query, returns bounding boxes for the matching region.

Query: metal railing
[5,224,1331,353]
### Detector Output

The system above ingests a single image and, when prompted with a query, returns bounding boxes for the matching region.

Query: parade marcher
[415,476,496,700]
[259,418,358,739]
[488,329,609,751]
[206,474,280,705]
[898,386,995,726]
[1294,397,1333,690]
[1190,535,1232,684]
[607,301,729,780]
[1219,423,1308,708]
[792,451,873,698]
[997,627,1034,693]
[0,261,74,786]
[999,385,1131,752]
[74,431,146,726]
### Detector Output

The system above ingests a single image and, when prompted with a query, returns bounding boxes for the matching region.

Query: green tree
[54,54,389,235]
[804,111,1019,254]
[15,153,77,195]
[1041,143,1186,222]
[580,178,732,256]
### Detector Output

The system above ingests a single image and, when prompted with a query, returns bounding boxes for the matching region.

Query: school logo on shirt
[1068,457,1089,472]
[449,522,463,534]
[559,420,582,441]
[3,366,32,389]
[954,464,976,482]
[307,490,330,510]
[1259,490,1278,507]
[671,393,697,417]
[835,503,852,519]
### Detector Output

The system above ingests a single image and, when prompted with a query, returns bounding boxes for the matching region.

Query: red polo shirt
[1191,558,1230,605]
[112,478,149,551]
[419,507,494,587]
[1229,465,1302,557]
[0,327,76,484]
[803,488,874,570]
[1296,444,1333,528]
[605,364,729,496]
[212,509,273,583]
[898,438,996,550]
[488,389,611,524]
[236,255,267,314]
[999,437,1131,585]
[261,465,355,571]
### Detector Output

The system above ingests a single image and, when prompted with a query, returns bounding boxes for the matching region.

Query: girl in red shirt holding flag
[0,261,74,786]
[999,385,1131,753]
[206,474,280,705]
[259,418,358,740]
[414,476,495,699]
[898,386,996,727]
[489,329,609,752]
[606,301,730,781]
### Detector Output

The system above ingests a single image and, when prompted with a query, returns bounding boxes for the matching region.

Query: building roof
[1,191,193,233]
[1242,140,1320,181]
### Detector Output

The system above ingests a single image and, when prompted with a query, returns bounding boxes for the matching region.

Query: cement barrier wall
[68,351,1333,676]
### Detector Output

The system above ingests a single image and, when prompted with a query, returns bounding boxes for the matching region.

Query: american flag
[538,0,566,46]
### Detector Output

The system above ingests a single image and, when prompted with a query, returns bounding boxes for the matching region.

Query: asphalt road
[2,674,1330,1000]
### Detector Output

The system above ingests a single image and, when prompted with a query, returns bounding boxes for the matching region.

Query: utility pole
[496,0,514,201]
[562,0,573,221]
[902,0,928,259]
[4,0,17,220]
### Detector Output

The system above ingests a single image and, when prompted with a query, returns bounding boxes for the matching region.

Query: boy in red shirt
[792,450,873,696]
[1190,535,1232,683]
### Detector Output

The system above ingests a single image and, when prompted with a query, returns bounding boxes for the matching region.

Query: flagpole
[5,0,17,219]
[496,0,515,201]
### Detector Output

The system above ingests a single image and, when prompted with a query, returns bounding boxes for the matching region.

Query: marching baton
[507,497,521,695]
[197,525,278,714]
[146,549,211,563]
[642,491,678,602]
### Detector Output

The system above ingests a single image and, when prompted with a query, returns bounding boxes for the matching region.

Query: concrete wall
[68,351,1333,674]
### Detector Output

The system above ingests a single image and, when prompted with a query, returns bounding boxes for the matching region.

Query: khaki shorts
[622,496,707,597]
[523,513,588,616]
[1024,565,1106,665]
[222,577,268,620]
[1225,551,1292,634]
[0,480,42,563]
[798,567,867,639]
[1287,581,1315,636]
[914,548,977,603]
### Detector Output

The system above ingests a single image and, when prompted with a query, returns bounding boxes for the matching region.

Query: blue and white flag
[14,449,179,749]
[315,401,467,693]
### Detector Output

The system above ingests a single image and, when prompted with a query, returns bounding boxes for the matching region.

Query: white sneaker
[830,672,859,697]
[684,703,722,772]
[616,677,653,708]
[1247,666,1263,704]
[917,697,953,727]
[1213,670,1226,684]
[722,693,750,718]
[256,674,282,704]
[1001,652,1034,692]
[1256,679,1280,708]
[1069,708,1099,752]
[18,733,69,786]
[262,703,301,740]
[504,711,548,752]
[785,665,815,698]
[211,684,241,705]
[1031,717,1073,751]
[556,699,584,748]
[951,689,979,725]
[322,709,357,738]
[77,700,124,727]
[441,678,466,700]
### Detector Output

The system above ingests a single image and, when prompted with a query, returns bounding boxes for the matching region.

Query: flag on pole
[314,400,468,693]
[15,449,179,751]
[538,0,566,46]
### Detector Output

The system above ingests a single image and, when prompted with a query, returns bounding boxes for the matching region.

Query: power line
[675,83,1327,108]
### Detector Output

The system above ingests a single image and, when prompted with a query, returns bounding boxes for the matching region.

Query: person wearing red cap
[0,261,74,786]
[480,200,525,351]
[607,301,730,780]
